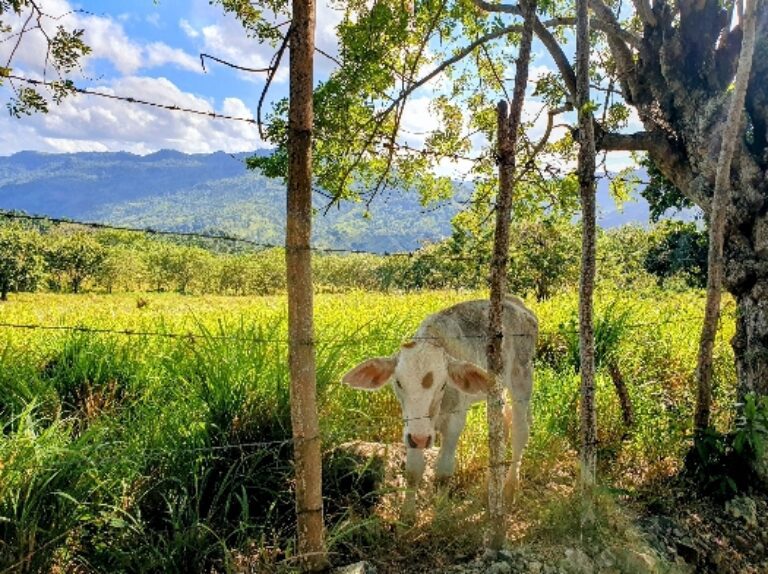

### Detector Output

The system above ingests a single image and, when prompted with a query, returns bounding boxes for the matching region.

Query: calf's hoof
[503,478,520,506]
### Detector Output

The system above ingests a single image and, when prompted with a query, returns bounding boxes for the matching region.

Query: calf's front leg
[401,447,426,518]
[435,409,468,482]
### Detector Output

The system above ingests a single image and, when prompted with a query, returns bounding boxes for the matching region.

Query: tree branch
[632,0,658,27]
[473,0,641,48]
[588,0,641,102]
[597,130,660,150]
[532,15,577,99]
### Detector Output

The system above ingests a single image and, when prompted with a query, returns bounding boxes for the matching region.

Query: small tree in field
[45,231,106,294]
[0,223,44,300]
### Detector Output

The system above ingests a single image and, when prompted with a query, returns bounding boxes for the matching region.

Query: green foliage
[644,221,708,288]
[685,395,768,498]
[0,221,43,300]
[0,216,682,298]
[639,155,696,222]
[2,2,90,116]
[558,300,634,373]
[213,0,288,43]
[44,230,107,293]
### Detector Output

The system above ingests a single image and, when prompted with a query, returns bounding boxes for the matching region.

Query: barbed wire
[4,74,261,125]
[0,209,425,257]
[0,320,537,342]
[0,209,708,265]
[0,311,714,347]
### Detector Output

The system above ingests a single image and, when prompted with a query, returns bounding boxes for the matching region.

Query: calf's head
[342,341,491,449]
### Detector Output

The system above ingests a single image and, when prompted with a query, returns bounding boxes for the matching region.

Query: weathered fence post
[487,99,512,552]
[575,0,597,488]
[485,0,536,551]
[286,0,328,570]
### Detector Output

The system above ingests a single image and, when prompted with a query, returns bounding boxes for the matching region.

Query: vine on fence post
[285,0,328,570]
[485,0,536,552]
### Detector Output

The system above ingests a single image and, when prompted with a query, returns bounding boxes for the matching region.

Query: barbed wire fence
[2,30,708,565]
[0,206,723,570]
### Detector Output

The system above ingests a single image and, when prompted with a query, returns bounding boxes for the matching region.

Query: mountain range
[0,150,653,252]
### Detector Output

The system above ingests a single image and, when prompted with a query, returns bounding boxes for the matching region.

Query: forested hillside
[0,151,654,252]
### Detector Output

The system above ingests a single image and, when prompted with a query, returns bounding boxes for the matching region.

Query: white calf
[342,297,537,497]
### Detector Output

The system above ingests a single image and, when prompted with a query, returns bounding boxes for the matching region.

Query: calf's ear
[342,357,397,390]
[447,358,492,394]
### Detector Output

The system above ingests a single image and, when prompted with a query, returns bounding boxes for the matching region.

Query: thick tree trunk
[694,0,758,433]
[286,0,327,570]
[576,0,597,489]
[1,279,8,301]
[732,283,768,400]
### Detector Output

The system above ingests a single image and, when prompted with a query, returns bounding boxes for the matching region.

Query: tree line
[0,217,707,300]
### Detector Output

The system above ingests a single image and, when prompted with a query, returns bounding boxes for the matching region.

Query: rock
[617,549,659,573]
[725,496,758,528]
[335,561,377,574]
[486,562,512,574]
[595,549,616,570]
[559,548,593,574]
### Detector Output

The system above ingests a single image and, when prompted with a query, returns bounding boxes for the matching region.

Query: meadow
[0,288,737,573]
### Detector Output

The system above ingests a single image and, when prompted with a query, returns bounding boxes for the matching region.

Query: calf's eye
[395,379,403,389]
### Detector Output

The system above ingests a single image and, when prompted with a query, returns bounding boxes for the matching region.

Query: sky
[0,0,640,172]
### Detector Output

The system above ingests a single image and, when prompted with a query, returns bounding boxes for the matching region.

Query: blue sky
[0,0,639,172]
[0,0,344,155]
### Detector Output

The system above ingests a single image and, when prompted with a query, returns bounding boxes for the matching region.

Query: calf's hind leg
[503,399,530,500]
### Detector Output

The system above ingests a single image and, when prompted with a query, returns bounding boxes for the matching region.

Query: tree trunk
[286,0,327,570]
[1,279,8,301]
[486,0,535,551]
[608,362,634,429]
[694,0,758,433]
[576,0,597,489]
[732,281,768,400]
[487,100,512,552]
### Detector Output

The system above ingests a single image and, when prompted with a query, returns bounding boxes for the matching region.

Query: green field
[0,289,736,572]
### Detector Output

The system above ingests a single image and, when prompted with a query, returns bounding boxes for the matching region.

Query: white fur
[343,297,538,501]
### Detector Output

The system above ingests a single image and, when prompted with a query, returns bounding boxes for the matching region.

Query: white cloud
[199,23,277,82]
[179,18,200,38]
[399,97,439,144]
[0,76,265,155]
[146,13,162,28]
[0,1,200,77]
[603,151,638,172]
[145,42,201,73]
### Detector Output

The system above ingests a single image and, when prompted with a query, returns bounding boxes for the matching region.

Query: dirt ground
[327,442,768,574]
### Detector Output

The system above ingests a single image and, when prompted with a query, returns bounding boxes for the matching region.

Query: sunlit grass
[0,288,736,571]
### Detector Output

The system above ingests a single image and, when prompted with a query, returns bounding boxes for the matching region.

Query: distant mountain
[0,150,657,252]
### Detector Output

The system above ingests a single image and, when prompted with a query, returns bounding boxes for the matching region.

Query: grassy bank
[0,289,736,572]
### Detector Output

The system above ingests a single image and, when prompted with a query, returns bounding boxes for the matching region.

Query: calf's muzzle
[407,433,432,449]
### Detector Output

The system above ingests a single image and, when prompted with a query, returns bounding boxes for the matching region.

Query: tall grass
[0,288,736,571]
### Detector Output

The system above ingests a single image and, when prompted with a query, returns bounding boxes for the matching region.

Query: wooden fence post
[575,0,598,488]
[286,0,328,570]
[486,0,536,551]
